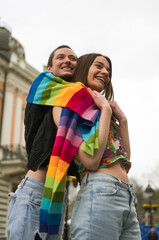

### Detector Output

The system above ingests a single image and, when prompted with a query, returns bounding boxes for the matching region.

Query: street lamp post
[143,184,158,227]
[145,184,154,226]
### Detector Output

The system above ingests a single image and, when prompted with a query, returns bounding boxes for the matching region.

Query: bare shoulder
[52,106,62,127]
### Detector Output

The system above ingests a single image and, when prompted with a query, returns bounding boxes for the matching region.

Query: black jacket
[24,103,80,182]
[148,232,158,240]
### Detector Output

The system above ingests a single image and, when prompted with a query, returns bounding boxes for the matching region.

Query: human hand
[108,101,127,123]
[87,88,111,112]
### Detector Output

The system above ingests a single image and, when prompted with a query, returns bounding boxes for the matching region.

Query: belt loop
[117,178,122,186]
[129,184,134,195]
[86,173,89,184]
[82,173,89,185]
[19,176,28,189]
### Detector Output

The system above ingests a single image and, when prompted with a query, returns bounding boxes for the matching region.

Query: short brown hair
[47,45,73,66]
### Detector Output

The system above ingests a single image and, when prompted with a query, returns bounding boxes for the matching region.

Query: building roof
[0,26,25,62]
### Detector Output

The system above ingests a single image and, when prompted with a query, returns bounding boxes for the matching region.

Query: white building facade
[0,25,39,239]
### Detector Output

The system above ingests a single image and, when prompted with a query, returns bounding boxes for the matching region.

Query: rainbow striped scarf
[26,72,100,235]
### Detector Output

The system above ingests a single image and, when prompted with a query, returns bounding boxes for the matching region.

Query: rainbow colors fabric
[26,72,100,235]
[74,125,131,180]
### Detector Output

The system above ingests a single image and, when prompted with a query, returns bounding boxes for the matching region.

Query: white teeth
[62,67,72,70]
[96,77,105,83]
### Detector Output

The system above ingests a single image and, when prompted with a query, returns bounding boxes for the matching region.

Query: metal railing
[0,144,27,161]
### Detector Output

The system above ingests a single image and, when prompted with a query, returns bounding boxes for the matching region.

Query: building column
[10,88,18,150]
[1,84,13,147]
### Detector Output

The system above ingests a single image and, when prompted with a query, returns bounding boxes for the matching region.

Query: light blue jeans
[7,177,66,240]
[71,172,141,240]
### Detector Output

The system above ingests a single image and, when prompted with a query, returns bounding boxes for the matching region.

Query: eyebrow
[94,61,110,71]
[56,53,77,58]
[69,54,77,59]
[56,54,64,57]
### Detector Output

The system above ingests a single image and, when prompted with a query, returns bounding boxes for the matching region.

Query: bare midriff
[95,160,130,183]
[25,161,129,184]
[25,167,48,183]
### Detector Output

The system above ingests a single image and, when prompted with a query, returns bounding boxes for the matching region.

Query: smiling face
[86,56,111,92]
[47,47,77,81]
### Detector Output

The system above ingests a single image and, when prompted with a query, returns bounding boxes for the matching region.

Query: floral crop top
[74,126,131,180]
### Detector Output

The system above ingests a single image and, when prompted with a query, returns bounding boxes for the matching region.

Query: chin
[61,74,73,82]
[93,87,104,92]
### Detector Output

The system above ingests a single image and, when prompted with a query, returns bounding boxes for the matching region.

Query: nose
[101,68,109,77]
[64,56,71,64]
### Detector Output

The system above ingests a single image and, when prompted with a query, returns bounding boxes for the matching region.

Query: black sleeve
[24,103,55,170]
[24,103,80,182]
[24,103,51,158]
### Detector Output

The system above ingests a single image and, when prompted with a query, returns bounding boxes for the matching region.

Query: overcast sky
[1,0,159,189]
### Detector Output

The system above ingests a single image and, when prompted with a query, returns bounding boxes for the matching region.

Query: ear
[46,65,53,72]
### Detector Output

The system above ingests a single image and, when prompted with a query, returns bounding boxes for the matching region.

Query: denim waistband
[18,176,44,191]
[82,172,134,191]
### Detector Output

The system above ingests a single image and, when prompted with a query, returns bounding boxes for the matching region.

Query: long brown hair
[72,53,119,131]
